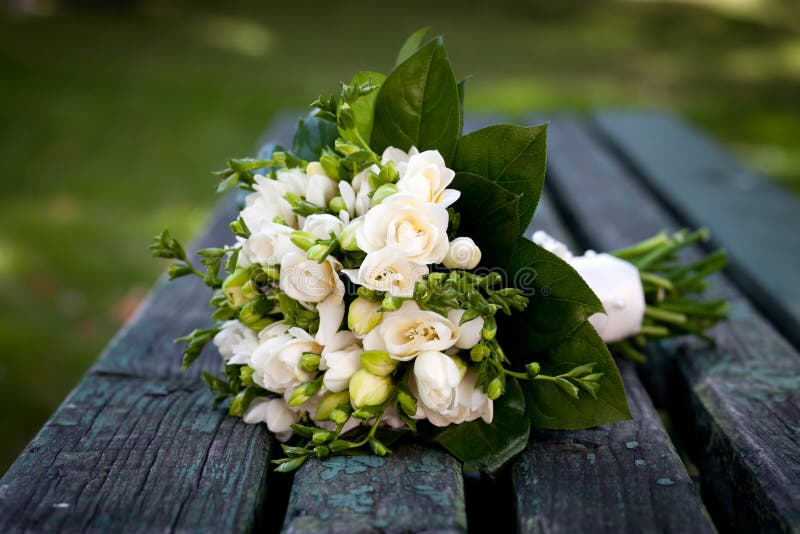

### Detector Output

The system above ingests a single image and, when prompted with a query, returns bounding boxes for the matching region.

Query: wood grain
[542,115,800,532]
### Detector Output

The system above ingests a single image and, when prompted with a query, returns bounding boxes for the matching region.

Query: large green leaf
[293,114,339,161]
[340,71,386,146]
[452,124,547,235]
[500,237,603,354]
[372,37,460,164]
[523,321,631,429]
[434,378,530,474]
[452,172,520,269]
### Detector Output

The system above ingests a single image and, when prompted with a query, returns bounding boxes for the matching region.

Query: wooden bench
[1,111,798,533]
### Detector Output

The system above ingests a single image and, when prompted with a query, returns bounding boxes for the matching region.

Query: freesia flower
[397,149,460,207]
[342,247,428,297]
[279,252,344,303]
[412,351,461,413]
[250,327,320,394]
[213,320,258,365]
[443,237,482,269]
[446,309,485,350]
[242,397,301,442]
[363,301,458,361]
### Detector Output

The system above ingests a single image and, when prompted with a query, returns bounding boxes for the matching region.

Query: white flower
[397,149,460,207]
[347,296,383,337]
[363,301,458,361]
[250,327,320,394]
[240,222,296,266]
[443,237,482,269]
[275,168,310,196]
[568,252,645,343]
[420,370,493,427]
[321,342,363,392]
[412,351,461,413]
[357,193,449,264]
[242,397,300,442]
[303,213,345,240]
[446,309,485,350]
[531,230,574,261]
[381,146,419,173]
[213,320,258,365]
[279,251,344,303]
[258,321,288,342]
[306,174,339,209]
[241,174,298,230]
[342,247,428,297]
[315,293,345,347]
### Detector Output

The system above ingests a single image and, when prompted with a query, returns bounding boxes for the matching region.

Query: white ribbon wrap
[532,231,645,343]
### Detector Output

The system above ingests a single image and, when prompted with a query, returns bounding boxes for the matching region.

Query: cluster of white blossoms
[213,147,491,441]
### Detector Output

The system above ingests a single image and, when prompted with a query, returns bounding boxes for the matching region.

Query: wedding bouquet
[151,30,727,473]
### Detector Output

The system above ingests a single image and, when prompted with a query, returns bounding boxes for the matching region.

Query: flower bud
[306,161,325,177]
[290,230,317,251]
[300,352,321,373]
[320,153,341,180]
[306,243,329,261]
[349,369,393,409]
[380,296,404,311]
[240,365,256,387]
[378,161,399,184]
[368,437,389,456]
[315,390,351,421]
[312,430,336,444]
[288,378,323,407]
[397,388,417,417]
[360,350,398,377]
[241,279,261,302]
[329,195,347,213]
[470,343,490,362]
[238,299,275,330]
[338,219,363,251]
[330,408,351,424]
[482,316,497,340]
[443,237,482,269]
[222,268,255,307]
[525,361,541,378]
[371,183,398,205]
[487,378,504,400]
[335,138,360,156]
[228,390,251,416]
[337,103,356,130]
[347,297,383,336]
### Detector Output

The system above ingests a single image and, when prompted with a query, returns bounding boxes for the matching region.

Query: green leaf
[293,113,339,161]
[452,124,547,235]
[395,27,430,66]
[340,71,386,146]
[523,321,631,429]
[500,238,603,353]
[433,378,529,474]
[456,76,469,137]
[372,36,460,164]
[451,172,520,269]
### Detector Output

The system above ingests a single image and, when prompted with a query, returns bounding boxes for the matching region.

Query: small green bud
[240,365,256,387]
[371,183,398,205]
[337,103,356,130]
[328,440,352,453]
[329,195,347,213]
[241,279,260,301]
[378,161,399,184]
[315,390,351,421]
[300,352,321,373]
[228,390,251,417]
[229,216,250,238]
[312,430,336,444]
[380,296,404,311]
[525,361,541,378]
[368,437,389,457]
[360,350,398,377]
[274,455,308,473]
[487,378,504,400]
[349,369,393,409]
[306,161,326,177]
[482,316,497,340]
[338,219,363,251]
[262,264,280,280]
[290,231,317,251]
[288,378,323,407]
[348,297,384,336]
[357,286,383,301]
[314,445,330,458]
[222,268,254,307]
[470,343,490,362]
[352,405,383,420]
[330,407,351,424]
[306,243,329,261]
[238,299,274,330]
[320,153,341,180]
[335,138,360,155]
[397,388,417,417]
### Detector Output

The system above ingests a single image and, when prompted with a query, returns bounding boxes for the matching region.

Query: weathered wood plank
[514,170,714,532]
[593,111,800,349]
[542,115,800,532]
[514,361,713,533]
[0,374,274,532]
[283,444,466,534]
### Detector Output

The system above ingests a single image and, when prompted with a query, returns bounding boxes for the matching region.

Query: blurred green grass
[0,0,798,473]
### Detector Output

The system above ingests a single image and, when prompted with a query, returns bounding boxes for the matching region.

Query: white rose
[412,351,461,413]
[381,146,419,177]
[363,301,459,360]
[397,149,460,207]
[303,213,345,240]
[250,327,320,394]
[213,320,258,365]
[241,175,298,229]
[279,251,344,303]
[240,222,296,266]
[568,252,645,343]
[421,370,493,427]
[531,230,574,261]
[342,247,428,297]
[357,193,450,264]
[446,309,485,350]
[243,397,300,442]
[443,237,482,269]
